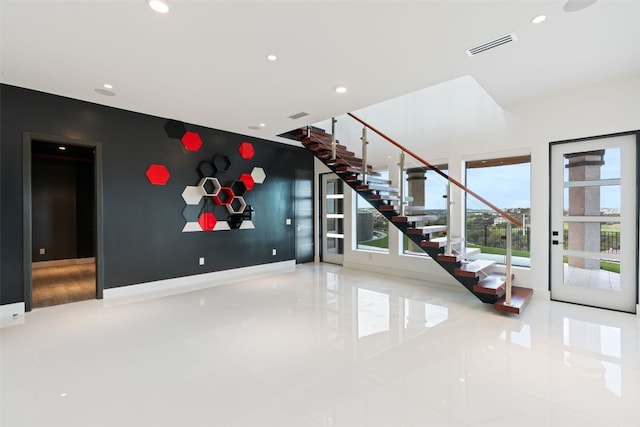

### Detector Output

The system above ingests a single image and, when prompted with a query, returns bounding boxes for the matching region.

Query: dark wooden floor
[32,263,96,308]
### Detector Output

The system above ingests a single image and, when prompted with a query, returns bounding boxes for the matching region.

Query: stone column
[565,150,604,269]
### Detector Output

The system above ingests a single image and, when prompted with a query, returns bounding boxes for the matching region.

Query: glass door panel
[550,135,636,312]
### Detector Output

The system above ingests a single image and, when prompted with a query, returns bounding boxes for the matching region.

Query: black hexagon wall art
[212,154,231,174]
[164,120,187,139]
[197,161,215,178]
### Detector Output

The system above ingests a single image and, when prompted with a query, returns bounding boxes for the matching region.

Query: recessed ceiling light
[563,0,597,12]
[266,54,277,61]
[259,123,266,127]
[532,14,547,24]
[58,146,66,151]
[94,88,115,96]
[103,83,113,89]
[148,0,170,14]
[335,86,347,94]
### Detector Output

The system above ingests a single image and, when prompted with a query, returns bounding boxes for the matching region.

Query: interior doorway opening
[24,134,103,311]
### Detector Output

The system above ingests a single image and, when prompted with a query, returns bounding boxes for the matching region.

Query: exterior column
[565,150,604,270]
[406,167,427,253]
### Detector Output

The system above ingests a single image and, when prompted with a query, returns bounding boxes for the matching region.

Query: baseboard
[33,257,95,269]
[103,260,296,306]
[0,302,26,327]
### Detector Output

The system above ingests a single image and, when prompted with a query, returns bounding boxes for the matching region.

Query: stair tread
[494,286,533,314]
[378,205,399,211]
[421,236,464,248]
[392,215,437,223]
[336,166,380,175]
[356,184,400,192]
[406,225,446,233]
[454,259,496,277]
[473,274,508,295]
[368,194,400,201]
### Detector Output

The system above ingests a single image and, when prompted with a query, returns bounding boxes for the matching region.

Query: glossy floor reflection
[2,263,639,427]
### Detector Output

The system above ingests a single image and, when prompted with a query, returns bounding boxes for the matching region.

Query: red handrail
[347,112,523,227]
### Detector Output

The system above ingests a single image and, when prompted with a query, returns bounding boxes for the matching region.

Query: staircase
[295,125,533,315]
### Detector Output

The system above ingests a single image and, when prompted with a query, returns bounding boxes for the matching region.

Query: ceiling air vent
[288,112,309,120]
[466,33,517,57]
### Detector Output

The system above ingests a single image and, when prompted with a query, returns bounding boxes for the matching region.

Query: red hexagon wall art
[198,212,217,231]
[181,131,203,152]
[238,142,255,159]
[146,164,170,185]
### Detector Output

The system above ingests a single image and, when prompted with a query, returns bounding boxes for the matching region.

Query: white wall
[313,75,640,303]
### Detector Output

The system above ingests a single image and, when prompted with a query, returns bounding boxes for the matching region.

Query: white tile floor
[2,263,639,427]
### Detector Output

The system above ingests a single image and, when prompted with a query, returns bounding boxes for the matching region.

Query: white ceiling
[2,0,639,147]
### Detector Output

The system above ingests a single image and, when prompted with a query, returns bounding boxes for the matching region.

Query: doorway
[320,173,344,265]
[550,132,638,313]
[295,168,314,264]
[23,134,104,311]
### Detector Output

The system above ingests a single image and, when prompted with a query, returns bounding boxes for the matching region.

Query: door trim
[548,130,639,310]
[23,132,104,311]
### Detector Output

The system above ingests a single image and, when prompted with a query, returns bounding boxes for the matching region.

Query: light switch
[286,218,292,225]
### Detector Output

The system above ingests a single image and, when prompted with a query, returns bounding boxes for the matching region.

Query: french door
[550,133,637,312]
[321,173,344,265]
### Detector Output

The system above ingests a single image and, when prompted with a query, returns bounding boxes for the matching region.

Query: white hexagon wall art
[182,222,203,232]
[226,196,247,214]
[250,167,266,184]
[181,185,205,205]
[198,177,221,197]
[239,221,255,230]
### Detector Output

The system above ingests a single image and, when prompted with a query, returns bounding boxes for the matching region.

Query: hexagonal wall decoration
[198,212,217,231]
[182,185,205,205]
[239,220,255,230]
[238,142,255,160]
[181,131,203,152]
[230,180,247,196]
[197,161,215,178]
[227,214,244,229]
[250,167,266,184]
[239,173,254,191]
[182,199,205,222]
[164,120,187,139]
[213,187,234,205]
[182,222,203,232]
[226,196,246,214]
[214,221,231,231]
[146,164,170,185]
[198,177,221,197]
[212,154,231,174]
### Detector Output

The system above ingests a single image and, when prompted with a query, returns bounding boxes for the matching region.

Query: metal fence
[466,222,621,254]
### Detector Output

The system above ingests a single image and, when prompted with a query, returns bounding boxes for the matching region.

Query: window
[402,164,448,256]
[356,171,389,253]
[465,155,531,267]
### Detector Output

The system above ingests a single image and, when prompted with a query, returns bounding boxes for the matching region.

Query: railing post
[399,151,405,217]
[505,221,513,306]
[445,181,452,255]
[331,117,337,160]
[361,127,368,185]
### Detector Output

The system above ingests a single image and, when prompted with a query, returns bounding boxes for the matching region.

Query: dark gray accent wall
[0,84,313,305]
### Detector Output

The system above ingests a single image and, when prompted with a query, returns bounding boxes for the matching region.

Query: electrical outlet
[272,248,277,256]
[199,257,205,265]
[39,248,45,255]
[286,218,291,225]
